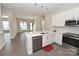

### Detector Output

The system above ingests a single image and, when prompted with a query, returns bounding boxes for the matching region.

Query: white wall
[16,16,42,32]
[2,9,17,39]
[9,12,17,39]
[0,4,5,50]
[34,16,53,32]
[43,16,52,31]
[35,16,42,31]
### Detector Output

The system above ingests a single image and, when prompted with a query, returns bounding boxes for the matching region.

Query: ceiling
[1,3,79,17]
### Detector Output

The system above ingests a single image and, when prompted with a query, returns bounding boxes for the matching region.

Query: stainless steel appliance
[65,20,76,26]
[32,35,42,52]
[65,19,79,26]
[62,33,79,55]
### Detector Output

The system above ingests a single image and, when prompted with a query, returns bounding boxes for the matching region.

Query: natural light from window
[20,22,27,30]
[30,22,33,30]
[2,21,10,30]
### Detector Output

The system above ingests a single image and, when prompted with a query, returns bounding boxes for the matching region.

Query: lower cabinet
[32,35,42,52]
[42,33,55,47]
[55,33,62,45]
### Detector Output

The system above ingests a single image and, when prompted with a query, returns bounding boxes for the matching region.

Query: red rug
[42,45,54,52]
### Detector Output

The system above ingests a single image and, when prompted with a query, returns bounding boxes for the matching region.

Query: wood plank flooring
[0,33,28,56]
[0,32,78,56]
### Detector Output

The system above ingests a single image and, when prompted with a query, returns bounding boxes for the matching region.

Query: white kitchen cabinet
[74,7,79,19]
[42,32,55,47]
[55,33,62,45]
[65,7,79,21]
[52,7,79,27]
[65,9,74,20]
[54,28,66,45]
[52,12,66,26]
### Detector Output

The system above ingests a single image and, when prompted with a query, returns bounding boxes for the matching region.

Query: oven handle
[63,35,79,40]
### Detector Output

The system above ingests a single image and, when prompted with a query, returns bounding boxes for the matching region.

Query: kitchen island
[24,32,54,55]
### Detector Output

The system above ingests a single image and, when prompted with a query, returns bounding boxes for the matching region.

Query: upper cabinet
[65,9,73,20]
[74,7,79,19]
[52,7,79,27]
[65,7,79,20]
[52,12,66,26]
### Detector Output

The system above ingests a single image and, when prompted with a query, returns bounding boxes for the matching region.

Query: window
[2,21,10,30]
[19,21,33,31]
[30,22,33,30]
[20,22,27,30]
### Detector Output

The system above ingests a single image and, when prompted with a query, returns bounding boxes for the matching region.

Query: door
[55,33,62,45]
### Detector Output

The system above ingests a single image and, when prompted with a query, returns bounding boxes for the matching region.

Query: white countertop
[25,31,54,37]
[25,32,42,37]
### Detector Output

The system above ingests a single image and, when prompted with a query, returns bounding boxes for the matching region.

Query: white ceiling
[1,3,79,17]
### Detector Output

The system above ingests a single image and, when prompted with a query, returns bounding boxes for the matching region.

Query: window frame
[20,21,28,30]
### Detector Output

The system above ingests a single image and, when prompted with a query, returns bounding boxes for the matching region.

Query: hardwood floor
[0,32,78,56]
[0,32,28,56]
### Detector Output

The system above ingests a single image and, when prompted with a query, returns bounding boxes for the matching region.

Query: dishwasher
[32,35,42,52]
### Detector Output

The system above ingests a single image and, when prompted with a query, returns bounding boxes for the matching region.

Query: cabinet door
[55,33,62,45]
[42,34,48,47]
[52,12,65,26]
[65,9,74,20]
[74,7,79,19]
[42,33,54,47]
[47,33,54,44]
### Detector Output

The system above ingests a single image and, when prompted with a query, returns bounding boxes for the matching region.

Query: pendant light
[33,3,37,32]
[41,5,47,32]
[33,3,37,19]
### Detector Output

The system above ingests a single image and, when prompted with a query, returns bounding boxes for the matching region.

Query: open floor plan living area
[0,3,79,56]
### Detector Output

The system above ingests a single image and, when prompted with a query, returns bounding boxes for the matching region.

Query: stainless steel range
[62,33,79,55]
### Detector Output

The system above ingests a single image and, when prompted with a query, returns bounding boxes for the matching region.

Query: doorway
[2,18,11,46]
[2,20,10,33]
